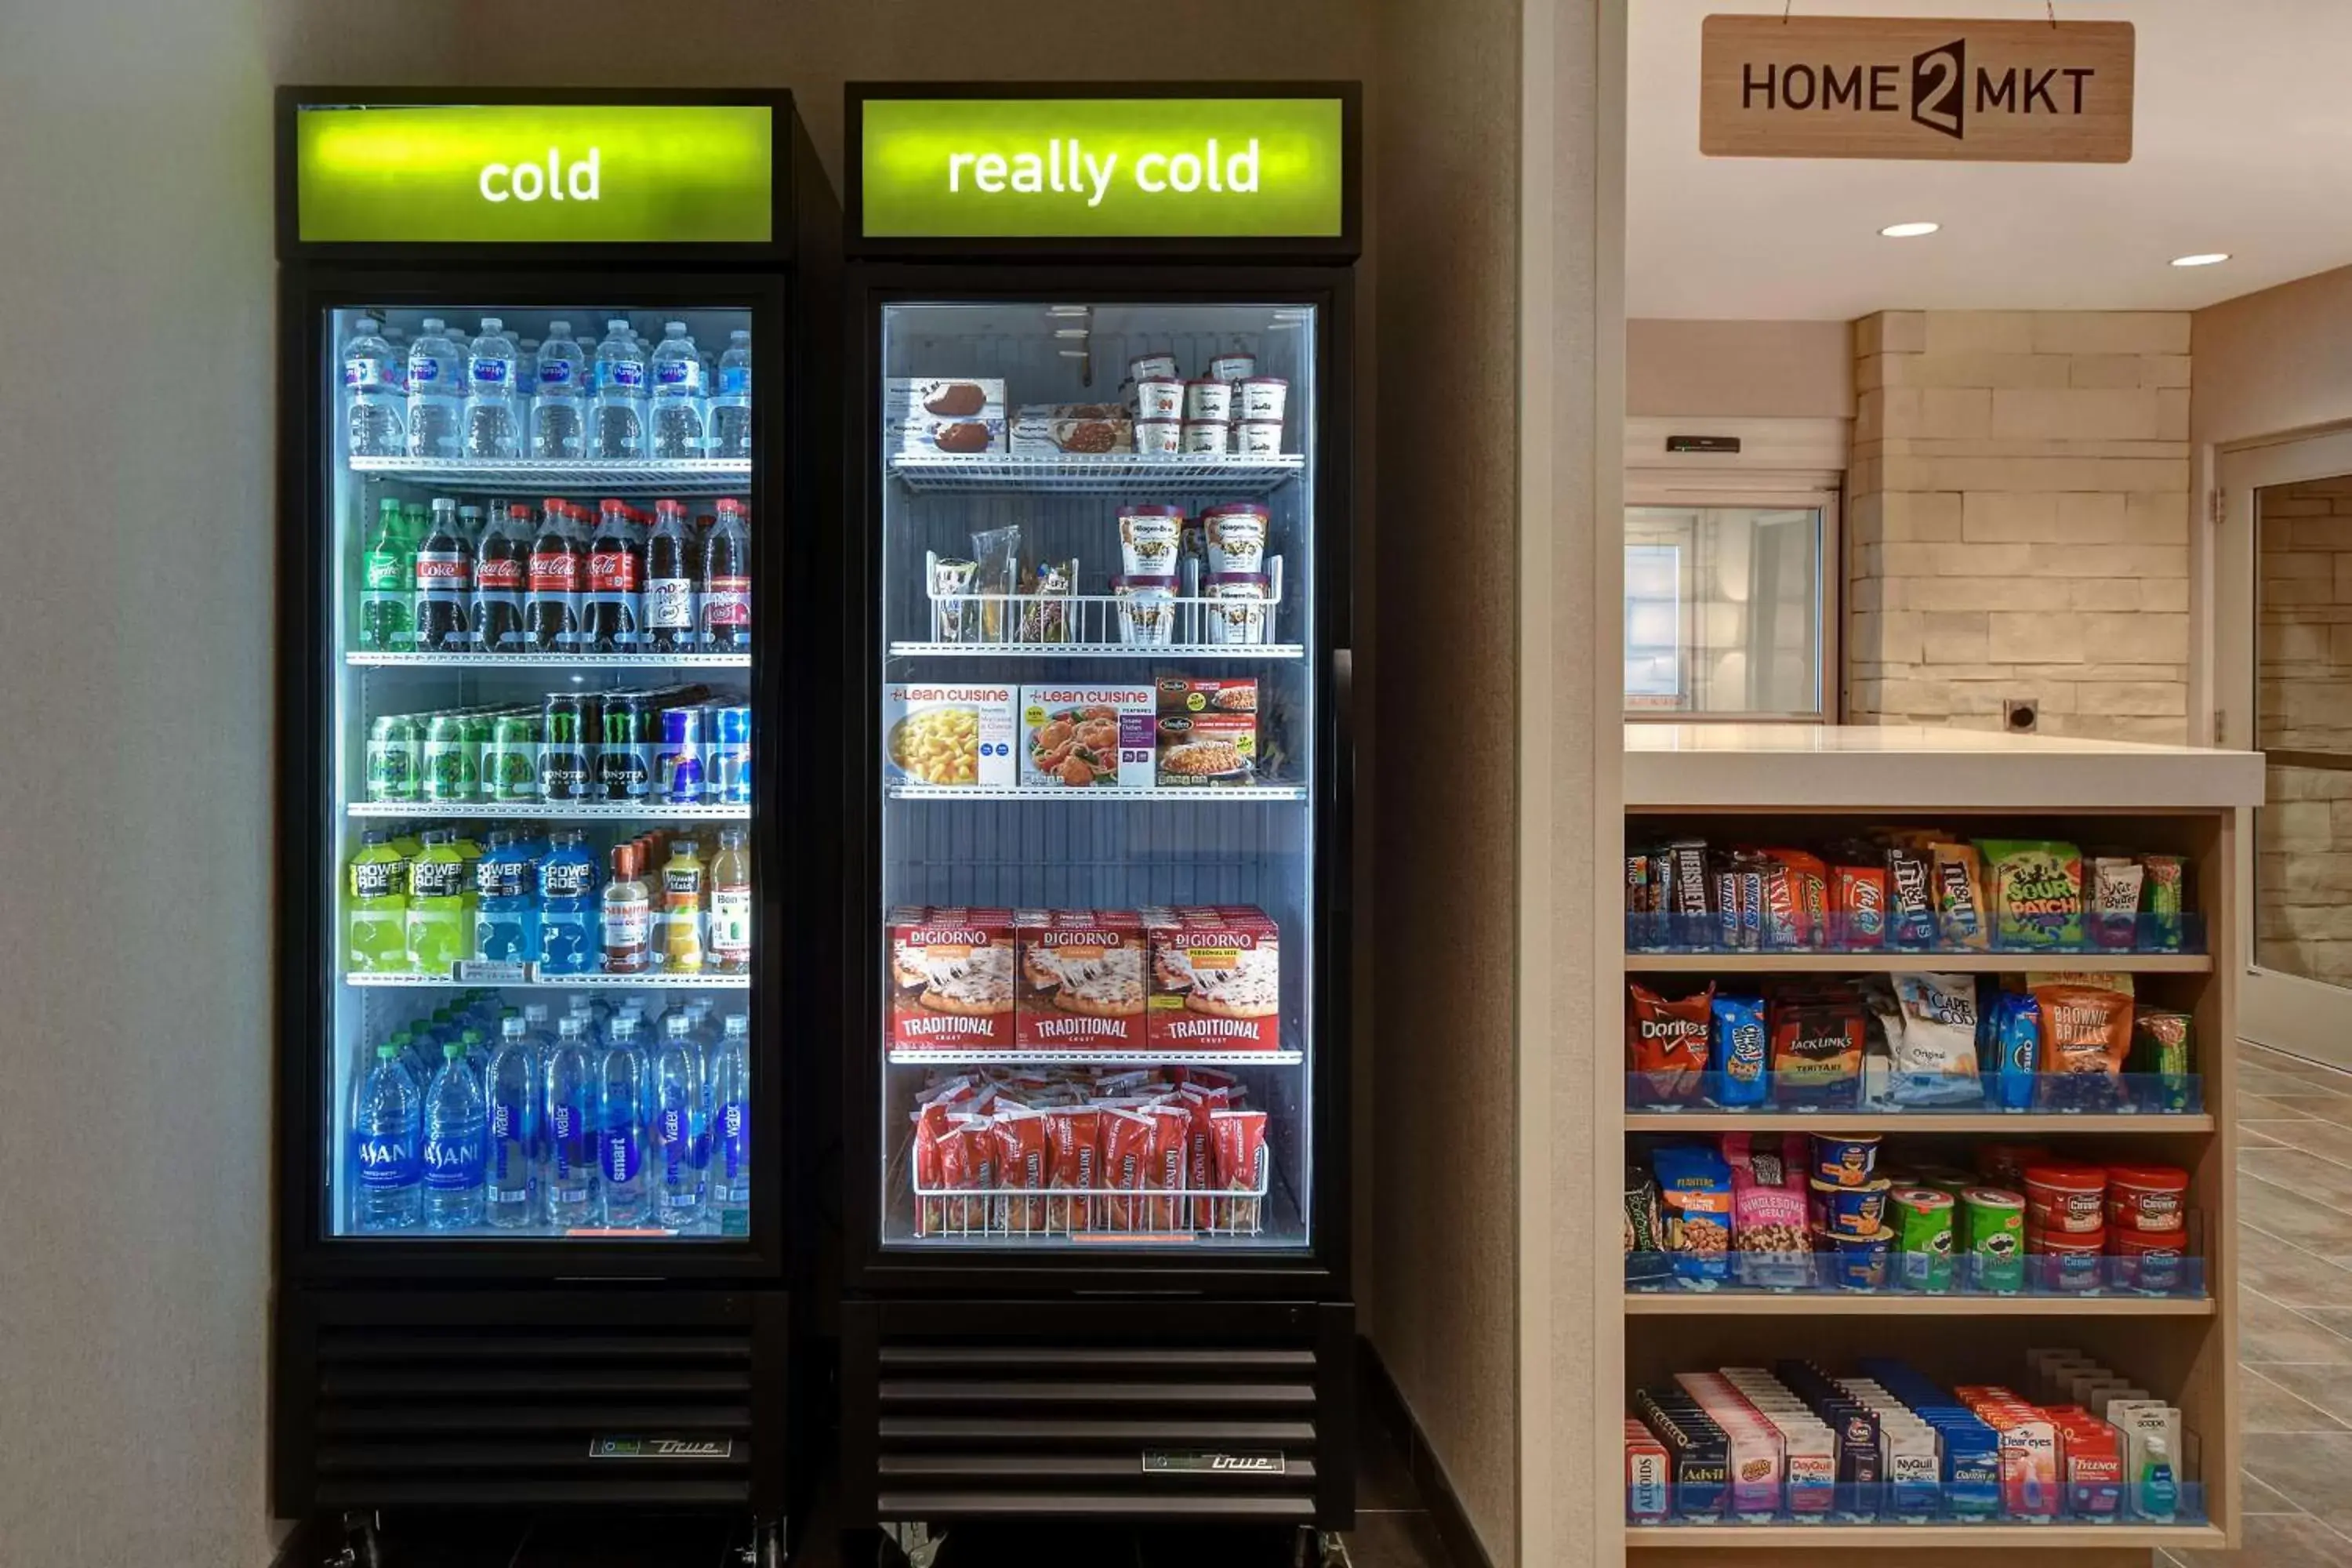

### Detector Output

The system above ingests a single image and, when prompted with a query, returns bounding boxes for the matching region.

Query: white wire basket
[916,550,1287,653]
[909,1170,1272,1240]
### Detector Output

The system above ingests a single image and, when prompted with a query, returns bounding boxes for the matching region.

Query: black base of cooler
[837,1297,1356,1530]
[273,1285,793,1528]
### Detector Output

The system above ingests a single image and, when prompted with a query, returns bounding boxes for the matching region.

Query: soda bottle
[710,328,753,460]
[472,504,529,653]
[657,837,706,974]
[405,318,464,458]
[360,499,413,652]
[343,315,406,458]
[412,498,473,652]
[364,713,419,803]
[590,320,646,460]
[525,499,583,653]
[352,1042,423,1231]
[644,499,698,652]
[708,826,751,975]
[543,1013,601,1227]
[347,830,409,972]
[484,1013,541,1229]
[709,1012,751,1223]
[651,1012,706,1229]
[650,321,706,460]
[405,829,471,975]
[535,828,597,975]
[583,499,642,652]
[421,1040,488,1231]
[600,1014,650,1226]
[532,321,586,459]
[699,499,751,652]
[601,842,652,974]
[474,829,538,964]
[463,317,521,459]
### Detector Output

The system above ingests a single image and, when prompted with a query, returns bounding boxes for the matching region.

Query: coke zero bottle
[412,497,473,652]
[471,503,530,653]
[584,498,643,653]
[644,499,698,653]
[525,496,583,653]
[699,498,751,652]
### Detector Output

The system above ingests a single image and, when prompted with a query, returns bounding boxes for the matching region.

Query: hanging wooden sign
[1700,15,2134,162]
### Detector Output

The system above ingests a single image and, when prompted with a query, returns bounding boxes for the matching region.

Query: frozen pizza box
[889,906,1017,1049]
[1018,684,1156,788]
[1149,914,1281,1050]
[885,683,1017,788]
[887,377,1008,456]
[1016,908,1149,1050]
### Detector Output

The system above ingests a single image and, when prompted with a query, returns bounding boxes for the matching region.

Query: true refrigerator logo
[588,1436,735,1461]
[1142,1450,1287,1475]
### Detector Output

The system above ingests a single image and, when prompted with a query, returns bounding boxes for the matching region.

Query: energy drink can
[708,704,752,805]
[657,705,706,803]
[485,711,541,802]
[597,691,651,802]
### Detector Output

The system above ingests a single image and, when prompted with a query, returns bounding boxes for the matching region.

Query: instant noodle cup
[1237,376,1288,423]
[1134,419,1181,456]
[2031,1225,2107,1292]
[1809,1176,1891,1239]
[2111,1225,2188,1293]
[1182,377,1233,423]
[1201,503,1269,575]
[2024,1163,2109,1235]
[1823,1225,1893,1291]
[1809,1132,1881,1188]
[1134,378,1185,422]
[2106,1164,2188,1232]
[1889,1186,1956,1292]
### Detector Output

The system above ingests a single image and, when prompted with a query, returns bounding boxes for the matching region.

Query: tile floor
[2161,1040,2352,1567]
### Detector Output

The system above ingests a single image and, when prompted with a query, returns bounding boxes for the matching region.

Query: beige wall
[1846,310,2194,742]
[2193,263,2352,448]
[1627,318,1852,419]
[2252,478,2352,989]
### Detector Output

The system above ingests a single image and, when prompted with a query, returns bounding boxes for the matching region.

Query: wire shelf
[890,452,1303,496]
[349,456,751,495]
[912,547,1287,652]
[889,641,1305,662]
[887,784,1305,803]
[349,801,750,820]
[347,968,750,989]
[887,1047,1305,1067]
[348,652,751,670]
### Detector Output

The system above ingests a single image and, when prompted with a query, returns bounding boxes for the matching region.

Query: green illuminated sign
[296,104,773,243]
[860,97,1345,239]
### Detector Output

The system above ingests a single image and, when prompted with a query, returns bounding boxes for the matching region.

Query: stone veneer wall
[1846,310,2193,741]
[2256,477,2352,988]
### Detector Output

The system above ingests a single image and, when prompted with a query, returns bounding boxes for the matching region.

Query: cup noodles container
[1127,353,1179,385]
[889,906,1017,1048]
[1134,379,1185,422]
[1117,504,1185,576]
[1134,419,1181,456]
[1112,575,1177,647]
[1180,419,1230,455]
[1017,684,1156,788]
[1234,419,1285,456]
[2106,1164,2188,1232]
[1202,502,1269,574]
[1209,352,1257,383]
[1157,713,1258,786]
[1016,909,1148,1048]
[1204,573,1272,646]
[883,684,1016,788]
[1149,910,1280,1049]
[2023,1163,2109,1235]
[1237,376,1288,423]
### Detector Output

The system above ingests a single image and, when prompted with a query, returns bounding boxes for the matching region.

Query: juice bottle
[657,837,705,973]
[601,843,652,974]
[404,829,471,975]
[707,826,751,975]
[347,830,409,972]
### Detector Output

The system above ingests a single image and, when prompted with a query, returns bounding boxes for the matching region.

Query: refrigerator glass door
[325,301,760,1242]
[876,299,1318,1252]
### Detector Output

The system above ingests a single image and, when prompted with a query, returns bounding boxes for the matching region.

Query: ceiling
[1627,0,2352,319]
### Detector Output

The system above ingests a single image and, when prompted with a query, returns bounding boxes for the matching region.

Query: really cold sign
[858,96,1347,239]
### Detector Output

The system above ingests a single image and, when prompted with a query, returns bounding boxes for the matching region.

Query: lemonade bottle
[405,829,472,975]
[707,827,750,975]
[657,837,706,973]
[347,830,409,972]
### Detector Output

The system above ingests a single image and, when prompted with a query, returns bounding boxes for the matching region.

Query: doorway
[2217,431,2352,1065]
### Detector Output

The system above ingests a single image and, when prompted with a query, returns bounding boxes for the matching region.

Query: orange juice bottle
[658,837,706,973]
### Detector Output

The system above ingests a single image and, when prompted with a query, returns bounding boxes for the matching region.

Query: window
[1623,502,1830,720]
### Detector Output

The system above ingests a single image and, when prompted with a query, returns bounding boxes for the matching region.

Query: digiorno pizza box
[889,906,1016,1049]
[1148,906,1281,1050]
[1016,909,1148,1049]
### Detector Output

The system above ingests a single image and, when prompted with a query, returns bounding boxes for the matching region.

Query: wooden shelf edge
[1621,1113,2216,1134]
[1624,1294,2214,1317]
[1624,952,2212,974]
[1627,1523,2227,1549]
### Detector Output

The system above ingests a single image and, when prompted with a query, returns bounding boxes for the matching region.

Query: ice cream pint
[1180,419,1231,455]
[1237,376,1288,423]
[1235,419,1285,456]
[1209,352,1257,383]
[1127,353,1178,384]
[1117,505,1185,577]
[1134,379,1185,421]
[1182,378,1233,423]
[1134,419,1181,455]
[1202,503,1269,575]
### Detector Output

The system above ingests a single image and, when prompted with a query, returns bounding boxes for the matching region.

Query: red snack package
[1768,851,1831,948]
[1177,1084,1230,1228]
[1210,1108,1271,1232]
[1627,982,1715,1103]
[1831,865,1888,949]
[1043,1106,1102,1233]
[2032,983,2135,1076]
[1145,1102,1195,1231]
[934,1115,997,1234]
[993,1107,1051,1234]
[1099,1108,1160,1232]
[911,1100,952,1238]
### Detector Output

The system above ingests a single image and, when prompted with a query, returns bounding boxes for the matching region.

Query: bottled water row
[345,314,754,463]
[350,989,751,1236]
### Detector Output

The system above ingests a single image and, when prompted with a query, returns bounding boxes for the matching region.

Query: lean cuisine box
[887,377,1006,455]
[884,683,1017,788]
[1018,684,1156,788]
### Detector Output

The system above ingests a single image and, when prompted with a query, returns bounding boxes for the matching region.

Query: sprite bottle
[361,498,412,652]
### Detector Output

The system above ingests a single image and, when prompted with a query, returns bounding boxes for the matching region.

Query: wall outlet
[2004,698,2039,734]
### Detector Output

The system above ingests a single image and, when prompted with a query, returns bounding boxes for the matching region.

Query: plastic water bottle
[709,329,753,459]
[463,318,521,459]
[381,324,408,395]
[650,321,706,460]
[351,1042,422,1231]
[651,1012,706,1229]
[405,318,465,459]
[515,339,539,441]
[484,1014,541,1229]
[532,321,586,459]
[343,316,406,457]
[590,320,646,459]
[420,1040,487,1231]
[709,1012,751,1222]
[600,1014,649,1225]
[543,1014,600,1227]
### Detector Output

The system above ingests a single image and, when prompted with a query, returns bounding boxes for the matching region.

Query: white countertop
[1626,724,2267,811]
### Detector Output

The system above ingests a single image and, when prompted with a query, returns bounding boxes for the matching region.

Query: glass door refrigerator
[270,89,836,1563]
[840,85,1359,1549]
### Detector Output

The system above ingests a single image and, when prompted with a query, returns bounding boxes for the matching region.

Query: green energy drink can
[1890,1185,1955,1293]
[596,691,651,802]
[421,712,479,803]
[365,713,419,802]
[540,694,591,800]
[1960,1186,2026,1293]
[485,711,541,802]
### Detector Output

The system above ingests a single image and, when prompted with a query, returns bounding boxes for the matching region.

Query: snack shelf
[346,969,749,989]
[1624,1112,2213,1134]
[1624,1293,2212,1317]
[889,640,1308,661]
[1626,1252,2209,1303]
[1626,1523,2226,1550]
[1627,913,2207,961]
[1625,1072,2205,1120]
[886,784,1308,804]
[349,801,750,821]
[889,452,1305,495]
[887,1047,1305,1068]
[347,652,752,670]
[1625,951,2212,975]
[348,456,752,495]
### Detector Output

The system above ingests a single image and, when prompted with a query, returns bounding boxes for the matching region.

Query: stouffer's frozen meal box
[885,684,1017,788]
[1009,403,1134,456]
[887,377,1007,455]
[1018,685,1156,788]
[889,906,1018,1048]
[1146,905,1281,1049]
[1156,676,1260,785]
[1017,909,1149,1049]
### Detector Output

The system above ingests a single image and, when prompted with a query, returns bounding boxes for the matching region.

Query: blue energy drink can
[708,704,752,804]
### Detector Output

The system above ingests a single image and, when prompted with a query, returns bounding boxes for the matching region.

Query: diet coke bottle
[412,497,473,652]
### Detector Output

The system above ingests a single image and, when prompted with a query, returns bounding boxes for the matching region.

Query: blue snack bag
[1710,994,1769,1106]
[1994,992,2041,1111]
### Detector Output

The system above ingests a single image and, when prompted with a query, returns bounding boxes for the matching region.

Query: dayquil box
[888,906,1016,1049]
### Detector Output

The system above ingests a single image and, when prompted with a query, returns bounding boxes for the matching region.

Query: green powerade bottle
[361,498,413,652]
[347,830,410,973]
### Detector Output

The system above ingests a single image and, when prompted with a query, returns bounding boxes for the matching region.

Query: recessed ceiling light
[1879,221,1940,238]
[2171,252,2230,267]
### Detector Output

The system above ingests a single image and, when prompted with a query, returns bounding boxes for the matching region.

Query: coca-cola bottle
[584,498,643,653]
[699,498,751,652]
[412,497,473,652]
[471,503,530,653]
[644,499,699,653]
[524,496,583,653]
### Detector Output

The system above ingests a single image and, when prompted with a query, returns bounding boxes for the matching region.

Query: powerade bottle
[347,831,408,972]
[343,315,405,458]
[484,1014,541,1229]
[600,1014,650,1226]
[422,1040,488,1231]
[360,499,412,652]
[710,1012,751,1224]
[405,830,470,975]
[651,1011,706,1229]
[535,829,597,975]
[474,829,538,964]
[543,1014,600,1227]
[351,1043,422,1231]
[405,317,464,458]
